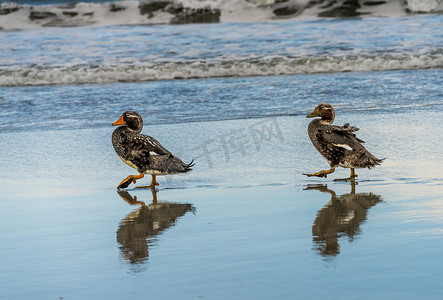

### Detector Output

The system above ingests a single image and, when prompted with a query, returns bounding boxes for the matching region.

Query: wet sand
[1,111,442,299]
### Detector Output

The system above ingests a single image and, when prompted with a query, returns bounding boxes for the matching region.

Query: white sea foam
[0,1,171,30]
[1,53,441,86]
[407,0,443,12]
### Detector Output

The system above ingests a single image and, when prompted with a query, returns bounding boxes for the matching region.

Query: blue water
[1,1,443,299]
[1,13,442,85]
[1,69,442,133]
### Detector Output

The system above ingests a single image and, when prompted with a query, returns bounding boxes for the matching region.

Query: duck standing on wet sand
[303,103,383,181]
[112,111,194,189]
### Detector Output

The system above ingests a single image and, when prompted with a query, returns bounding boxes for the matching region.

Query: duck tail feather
[181,159,194,173]
[366,156,385,169]
[167,157,194,174]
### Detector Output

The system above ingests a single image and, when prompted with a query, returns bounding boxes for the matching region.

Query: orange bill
[307,108,320,118]
[112,115,125,126]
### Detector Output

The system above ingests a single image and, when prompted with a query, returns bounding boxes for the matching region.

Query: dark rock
[273,6,299,16]
[62,11,78,17]
[170,6,221,24]
[0,7,19,15]
[318,0,364,17]
[305,0,323,9]
[83,12,94,16]
[320,0,337,9]
[139,1,170,15]
[343,0,360,8]
[29,11,57,21]
[165,3,184,15]
[110,4,126,13]
[363,1,387,6]
[272,0,303,17]
[318,6,360,17]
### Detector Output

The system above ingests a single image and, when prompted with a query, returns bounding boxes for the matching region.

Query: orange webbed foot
[303,168,335,178]
[117,174,144,189]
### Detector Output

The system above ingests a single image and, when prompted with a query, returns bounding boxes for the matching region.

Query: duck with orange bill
[303,103,384,182]
[112,111,194,189]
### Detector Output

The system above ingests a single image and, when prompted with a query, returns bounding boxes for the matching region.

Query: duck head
[307,103,335,124]
[112,111,143,133]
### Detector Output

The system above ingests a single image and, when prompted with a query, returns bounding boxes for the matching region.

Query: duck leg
[117,174,144,189]
[135,175,160,189]
[333,168,358,182]
[151,187,158,204]
[303,168,335,178]
[151,175,159,187]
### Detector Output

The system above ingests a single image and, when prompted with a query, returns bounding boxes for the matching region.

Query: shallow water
[1,81,442,298]
[1,69,442,133]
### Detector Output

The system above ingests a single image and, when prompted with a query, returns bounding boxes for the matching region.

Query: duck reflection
[305,182,382,257]
[116,189,195,265]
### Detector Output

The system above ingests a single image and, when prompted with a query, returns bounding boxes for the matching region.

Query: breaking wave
[1,0,442,30]
[1,52,442,86]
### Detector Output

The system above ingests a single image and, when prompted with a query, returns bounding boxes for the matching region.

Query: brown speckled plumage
[304,103,383,181]
[112,111,193,189]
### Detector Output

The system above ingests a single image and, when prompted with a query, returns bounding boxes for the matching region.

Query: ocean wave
[1,53,442,86]
[1,0,443,30]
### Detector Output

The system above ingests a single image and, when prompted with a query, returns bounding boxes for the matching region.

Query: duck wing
[320,124,365,151]
[121,134,172,171]
[126,134,172,159]
[320,124,384,169]
[140,135,173,157]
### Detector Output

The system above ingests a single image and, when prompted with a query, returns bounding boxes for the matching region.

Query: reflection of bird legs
[305,180,356,195]
[117,190,146,207]
[117,188,158,206]
[136,175,160,190]
[303,168,335,178]
[117,174,145,189]
[333,168,358,183]
[304,184,336,197]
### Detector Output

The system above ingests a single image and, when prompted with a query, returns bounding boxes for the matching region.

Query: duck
[303,103,383,181]
[112,111,194,189]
